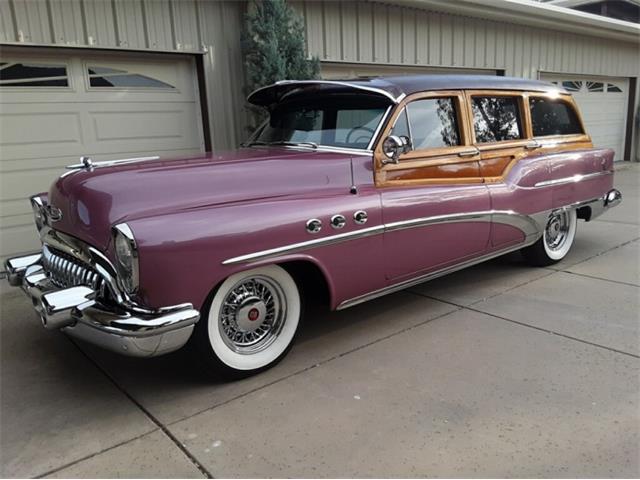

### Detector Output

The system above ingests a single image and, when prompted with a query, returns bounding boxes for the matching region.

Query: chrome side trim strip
[337,240,539,311]
[222,225,386,265]
[223,210,545,266]
[534,170,612,188]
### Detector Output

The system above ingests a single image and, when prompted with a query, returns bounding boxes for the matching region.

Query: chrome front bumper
[5,253,200,357]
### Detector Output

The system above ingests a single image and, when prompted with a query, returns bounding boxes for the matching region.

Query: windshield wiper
[243,140,318,149]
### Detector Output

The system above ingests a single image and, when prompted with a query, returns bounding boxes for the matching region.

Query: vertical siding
[0,0,247,150]
[291,0,640,78]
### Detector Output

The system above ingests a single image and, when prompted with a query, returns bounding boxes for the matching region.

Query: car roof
[248,74,565,106]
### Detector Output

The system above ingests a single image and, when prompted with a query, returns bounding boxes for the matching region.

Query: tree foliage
[241,0,320,130]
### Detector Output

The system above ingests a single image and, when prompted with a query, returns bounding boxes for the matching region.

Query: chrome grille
[42,245,102,290]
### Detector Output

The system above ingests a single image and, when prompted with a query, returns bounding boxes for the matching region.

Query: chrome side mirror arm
[381,135,411,165]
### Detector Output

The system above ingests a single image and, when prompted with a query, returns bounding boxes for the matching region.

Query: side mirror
[382,135,411,164]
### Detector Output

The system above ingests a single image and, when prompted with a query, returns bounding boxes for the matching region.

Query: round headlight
[115,233,133,270]
[113,224,139,294]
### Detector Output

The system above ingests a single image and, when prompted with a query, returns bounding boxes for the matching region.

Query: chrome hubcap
[545,210,570,251]
[219,276,286,354]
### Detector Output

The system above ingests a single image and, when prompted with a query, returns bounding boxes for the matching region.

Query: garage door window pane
[0,63,68,87]
[530,98,583,136]
[88,66,174,89]
[472,96,522,143]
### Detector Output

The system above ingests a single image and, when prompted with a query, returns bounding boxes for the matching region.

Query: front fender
[128,188,383,311]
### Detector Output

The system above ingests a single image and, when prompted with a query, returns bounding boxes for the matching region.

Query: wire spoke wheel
[219,276,286,354]
[199,265,301,376]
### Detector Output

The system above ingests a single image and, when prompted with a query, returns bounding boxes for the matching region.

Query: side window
[390,107,410,138]
[0,62,69,87]
[472,96,523,143]
[529,97,583,137]
[391,98,460,150]
[406,98,460,149]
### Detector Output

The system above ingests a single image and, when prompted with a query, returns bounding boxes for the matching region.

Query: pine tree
[241,0,320,130]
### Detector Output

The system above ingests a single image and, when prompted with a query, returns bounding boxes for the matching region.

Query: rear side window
[472,96,523,143]
[529,97,583,137]
[391,97,460,150]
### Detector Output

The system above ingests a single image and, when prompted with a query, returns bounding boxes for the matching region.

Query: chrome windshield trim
[534,170,612,188]
[223,210,545,266]
[366,105,393,151]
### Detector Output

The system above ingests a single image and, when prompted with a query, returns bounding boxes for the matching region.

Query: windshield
[252,94,390,150]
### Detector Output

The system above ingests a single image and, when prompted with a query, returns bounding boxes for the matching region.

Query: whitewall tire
[193,265,301,378]
[522,209,577,266]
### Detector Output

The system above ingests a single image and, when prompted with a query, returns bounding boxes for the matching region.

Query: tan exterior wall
[291,1,639,78]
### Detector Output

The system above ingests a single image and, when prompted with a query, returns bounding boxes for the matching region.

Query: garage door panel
[0,48,204,261]
[89,105,200,148]
[0,109,84,159]
[540,73,628,161]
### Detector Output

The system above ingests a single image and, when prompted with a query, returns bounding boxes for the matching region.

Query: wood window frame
[464,90,530,150]
[526,92,592,146]
[374,90,478,186]
[373,89,594,187]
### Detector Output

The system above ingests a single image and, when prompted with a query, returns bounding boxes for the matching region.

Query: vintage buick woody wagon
[6,75,622,377]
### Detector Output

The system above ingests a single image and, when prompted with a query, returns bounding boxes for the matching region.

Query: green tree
[241,0,320,130]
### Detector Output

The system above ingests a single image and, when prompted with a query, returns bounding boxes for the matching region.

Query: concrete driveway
[1,165,638,478]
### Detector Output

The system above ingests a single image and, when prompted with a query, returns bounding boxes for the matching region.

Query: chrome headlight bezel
[30,195,45,231]
[112,223,139,294]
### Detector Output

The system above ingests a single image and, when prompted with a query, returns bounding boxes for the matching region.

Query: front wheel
[193,265,301,379]
[522,209,577,266]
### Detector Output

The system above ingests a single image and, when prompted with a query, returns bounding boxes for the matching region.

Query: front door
[375,91,491,281]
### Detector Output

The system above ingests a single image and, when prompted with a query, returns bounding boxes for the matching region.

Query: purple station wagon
[6,75,622,377]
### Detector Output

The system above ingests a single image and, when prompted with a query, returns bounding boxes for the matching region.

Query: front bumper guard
[5,256,200,357]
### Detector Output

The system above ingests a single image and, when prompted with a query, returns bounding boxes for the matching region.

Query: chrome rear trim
[534,170,612,187]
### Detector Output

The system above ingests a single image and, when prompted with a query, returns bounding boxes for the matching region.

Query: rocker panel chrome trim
[336,240,539,310]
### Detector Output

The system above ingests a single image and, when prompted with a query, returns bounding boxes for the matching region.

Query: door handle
[458,149,479,158]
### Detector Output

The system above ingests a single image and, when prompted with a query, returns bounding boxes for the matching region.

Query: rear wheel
[522,209,577,266]
[193,265,301,379]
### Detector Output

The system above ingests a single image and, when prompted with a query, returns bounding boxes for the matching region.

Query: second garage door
[541,73,629,161]
[0,48,204,260]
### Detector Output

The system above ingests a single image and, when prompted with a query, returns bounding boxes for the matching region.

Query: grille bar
[42,245,102,290]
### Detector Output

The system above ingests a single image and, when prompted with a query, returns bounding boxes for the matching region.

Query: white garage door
[0,48,204,261]
[541,73,629,161]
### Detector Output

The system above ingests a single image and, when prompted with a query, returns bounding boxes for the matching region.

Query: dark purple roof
[248,75,565,106]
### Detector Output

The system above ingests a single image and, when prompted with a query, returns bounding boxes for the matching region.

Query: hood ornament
[66,155,160,171]
[66,156,94,171]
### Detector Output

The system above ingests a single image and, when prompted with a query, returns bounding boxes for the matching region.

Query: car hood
[48,148,357,249]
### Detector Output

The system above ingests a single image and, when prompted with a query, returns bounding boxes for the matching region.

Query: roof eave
[382,0,640,43]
